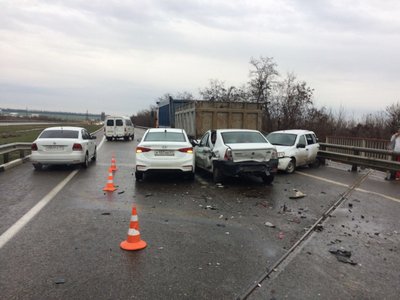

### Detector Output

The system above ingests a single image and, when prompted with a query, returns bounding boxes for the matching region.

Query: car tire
[124,136,129,141]
[33,163,42,171]
[106,137,112,141]
[286,159,296,174]
[82,153,89,169]
[187,172,195,181]
[92,148,97,161]
[135,171,143,181]
[213,166,223,183]
[309,158,320,168]
[262,174,274,184]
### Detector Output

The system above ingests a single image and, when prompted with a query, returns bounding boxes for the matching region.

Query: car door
[81,129,94,157]
[195,132,211,170]
[295,134,308,166]
[305,133,319,163]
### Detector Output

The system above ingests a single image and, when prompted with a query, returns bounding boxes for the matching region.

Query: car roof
[214,129,262,133]
[147,128,186,133]
[42,126,84,131]
[269,129,315,135]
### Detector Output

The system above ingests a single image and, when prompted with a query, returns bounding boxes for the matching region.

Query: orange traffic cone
[110,154,118,172]
[103,167,117,192]
[120,206,147,251]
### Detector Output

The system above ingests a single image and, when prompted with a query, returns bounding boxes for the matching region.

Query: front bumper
[277,157,292,171]
[213,159,278,177]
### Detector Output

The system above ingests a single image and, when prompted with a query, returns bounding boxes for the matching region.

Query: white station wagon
[266,129,320,173]
[31,126,97,170]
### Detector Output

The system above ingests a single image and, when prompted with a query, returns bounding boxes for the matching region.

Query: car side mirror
[190,139,199,147]
[297,143,306,148]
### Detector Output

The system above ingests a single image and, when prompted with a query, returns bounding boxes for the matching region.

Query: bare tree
[385,102,400,133]
[275,72,314,129]
[199,79,247,102]
[248,56,279,130]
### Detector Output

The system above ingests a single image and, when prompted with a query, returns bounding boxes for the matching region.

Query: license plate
[154,150,174,156]
[46,145,64,151]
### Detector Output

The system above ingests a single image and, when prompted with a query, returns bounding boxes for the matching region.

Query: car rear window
[144,132,186,142]
[106,119,114,126]
[266,133,297,146]
[116,119,123,126]
[221,132,267,144]
[39,130,79,139]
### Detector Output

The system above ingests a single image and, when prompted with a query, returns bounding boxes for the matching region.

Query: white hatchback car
[266,129,320,173]
[135,128,195,181]
[31,126,97,170]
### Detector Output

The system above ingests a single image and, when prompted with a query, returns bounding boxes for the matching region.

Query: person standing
[390,128,400,180]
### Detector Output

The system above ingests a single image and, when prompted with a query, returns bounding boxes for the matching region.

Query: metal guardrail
[0,143,32,164]
[318,142,400,172]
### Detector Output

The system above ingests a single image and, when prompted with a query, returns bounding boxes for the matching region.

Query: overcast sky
[1,0,399,117]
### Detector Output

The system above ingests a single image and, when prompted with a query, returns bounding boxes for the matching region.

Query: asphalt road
[0,128,399,300]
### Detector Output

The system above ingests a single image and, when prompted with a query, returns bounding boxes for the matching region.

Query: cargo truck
[174,101,263,139]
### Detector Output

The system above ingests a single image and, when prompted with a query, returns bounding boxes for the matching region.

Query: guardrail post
[19,149,25,159]
[4,153,9,164]
[351,148,359,172]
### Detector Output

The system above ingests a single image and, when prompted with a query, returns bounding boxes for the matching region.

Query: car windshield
[144,131,186,142]
[39,130,79,139]
[221,131,266,144]
[266,133,297,146]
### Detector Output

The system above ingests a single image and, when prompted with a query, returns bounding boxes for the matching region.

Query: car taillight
[179,147,193,153]
[224,148,232,160]
[31,143,38,151]
[136,147,151,153]
[72,143,83,151]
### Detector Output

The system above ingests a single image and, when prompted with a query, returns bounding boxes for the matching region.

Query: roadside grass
[0,123,103,164]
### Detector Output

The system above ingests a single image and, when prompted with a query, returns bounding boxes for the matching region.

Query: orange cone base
[103,186,116,192]
[120,239,147,251]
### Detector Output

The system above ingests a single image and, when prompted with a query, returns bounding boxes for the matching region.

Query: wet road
[0,128,399,299]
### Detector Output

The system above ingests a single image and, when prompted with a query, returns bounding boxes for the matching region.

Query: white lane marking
[296,171,400,203]
[98,135,105,151]
[0,170,79,249]
[1,135,106,249]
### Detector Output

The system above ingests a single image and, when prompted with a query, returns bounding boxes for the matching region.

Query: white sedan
[30,126,97,170]
[135,128,195,181]
[266,129,320,173]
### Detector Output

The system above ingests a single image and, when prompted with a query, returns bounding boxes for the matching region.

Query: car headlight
[270,149,278,159]
[278,152,285,158]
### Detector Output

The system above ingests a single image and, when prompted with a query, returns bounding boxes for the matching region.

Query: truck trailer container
[175,101,263,138]
[157,97,193,127]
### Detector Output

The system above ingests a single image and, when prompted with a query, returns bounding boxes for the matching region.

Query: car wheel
[213,166,223,183]
[82,153,89,169]
[92,148,97,161]
[262,174,274,184]
[135,171,143,181]
[309,158,320,168]
[33,163,42,171]
[124,136,129,141]
[187,172,195,181]
[106,137,112,141]
[286,159,296,174]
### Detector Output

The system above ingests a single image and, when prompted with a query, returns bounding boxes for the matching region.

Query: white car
[135,128,195,181]
[195,129,278,184]
[31,126,97,170]
[266,129,320,173]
